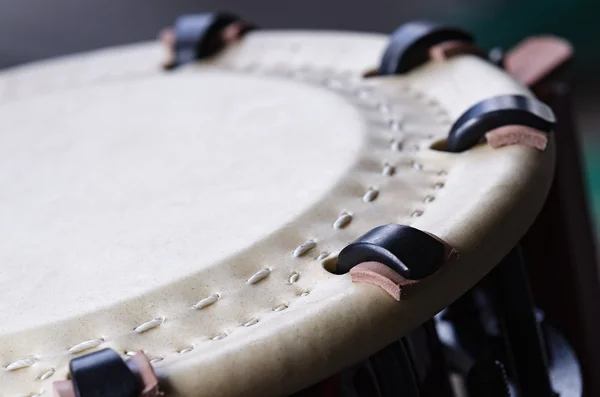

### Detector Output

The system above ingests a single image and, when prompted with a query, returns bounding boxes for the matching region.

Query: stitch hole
[390,140,403,151]
[430,139,448,151]
[322,255,342,275]
[412,209,424,217]
[389,119,403,131]
[273,304,289,312]
[382,163,396,176]
[178,346,194,354]
[242,318,260,327]
[150,357,164,364]
[434,182,446,189]
[288,271,300,284]
[411,160,423,170]
[424,195,435,203]
[211,332,228,341]
[39,368,55,381]
[316,251,330,260]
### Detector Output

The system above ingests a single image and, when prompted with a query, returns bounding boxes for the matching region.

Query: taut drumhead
[0,32,553,397]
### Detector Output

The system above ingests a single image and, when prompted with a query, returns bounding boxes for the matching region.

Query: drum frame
[294,35,600,397]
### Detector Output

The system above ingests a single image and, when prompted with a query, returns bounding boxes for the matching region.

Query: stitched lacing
[8,63,450,397]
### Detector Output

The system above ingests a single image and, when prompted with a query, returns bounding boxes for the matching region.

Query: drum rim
[0,31,554,397]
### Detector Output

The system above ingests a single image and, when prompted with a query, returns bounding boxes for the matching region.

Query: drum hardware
[466,360,511,397]
[488,248,555,396]
[445,94,556,153]
[290,28,585,397]
[53,349,159,397]
[160,12,255,70]
[376,21,476,76]
[335,224,453,279]
[505,34,600,396]
[436,247,583,397]
[402,320,455,396]
[3,12,592,397]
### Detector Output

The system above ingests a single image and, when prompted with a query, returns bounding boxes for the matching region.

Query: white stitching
[316,252,330,260]
[38,368,55,381]
[424,195,435,203]
[411,209,424,217]
[390,140,403,151]
[411,161,423,170]
[362,188,379,203]
[69,339,104,354]
[193,293,220,310]
[382,163,396,176]
[288,271,300,284]
[247,268,271,284]
[8,65,450,394]
[242,318,260,327]
[273,304,288,312]
[178,346,194,354]
[211,332,228,341]
[333,212,352,229]
[293,240,317,257]
[134,317,165,334]
[5,358,36,371]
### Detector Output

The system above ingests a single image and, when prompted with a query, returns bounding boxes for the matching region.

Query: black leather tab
[173,12,241,66]
[70,348,139,397]
[446,94,556,153]
[379,21,474,75]
[336,224,446,280]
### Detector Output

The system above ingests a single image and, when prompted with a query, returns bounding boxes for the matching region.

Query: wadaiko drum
[0,12,595,397]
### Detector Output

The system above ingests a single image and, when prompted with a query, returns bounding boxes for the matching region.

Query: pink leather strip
[350,233,458,301]
[486,125,548,151]
[52,380,75,397]
[504,36,573,88]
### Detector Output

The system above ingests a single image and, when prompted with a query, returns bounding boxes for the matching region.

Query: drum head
[0,31,553,397]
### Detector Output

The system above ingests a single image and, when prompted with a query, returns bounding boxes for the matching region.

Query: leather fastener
[378,20,476,75]
[52,349,159,397]
[336,225,458,300]
[446,94,556,153]
[160,12,255,69]
[504,36,573,89]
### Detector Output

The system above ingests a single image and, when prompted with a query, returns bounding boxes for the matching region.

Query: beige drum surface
[0,31,553,397]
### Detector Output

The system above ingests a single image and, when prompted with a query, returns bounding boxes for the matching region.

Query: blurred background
[0,0,599,229]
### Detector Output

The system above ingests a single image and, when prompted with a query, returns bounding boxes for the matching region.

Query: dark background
[1,0,599,228]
